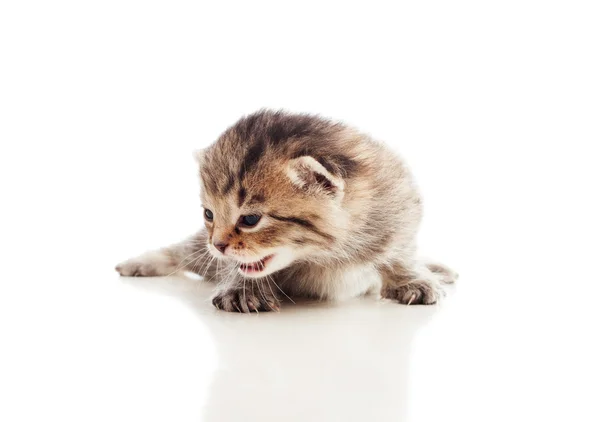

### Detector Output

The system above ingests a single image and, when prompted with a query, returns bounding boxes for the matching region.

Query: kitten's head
[197,111,356,278]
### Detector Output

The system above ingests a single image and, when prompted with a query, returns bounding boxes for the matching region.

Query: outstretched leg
[115,230,281,313]
[115,230,216,278]
[380,260,455,305]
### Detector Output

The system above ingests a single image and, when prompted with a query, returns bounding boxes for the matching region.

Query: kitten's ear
[286,156,345,199]
[193,148,206,168]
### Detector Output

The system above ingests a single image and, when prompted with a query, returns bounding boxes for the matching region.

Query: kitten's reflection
[123,275,438,422]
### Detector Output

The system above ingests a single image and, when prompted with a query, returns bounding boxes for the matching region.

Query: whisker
[200,255,216,279]
[265,276,277,300]
[268,275,296,304]
[256,278,268,304]
[165,247,208,277]
[206,257,227,284]
[222,262,238,287]
[243,278,247,307]
[192,249,212,273]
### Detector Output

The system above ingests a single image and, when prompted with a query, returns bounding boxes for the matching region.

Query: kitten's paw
[382,280,444,305]
[115,251,176,277]
[115,259,158,277]
[212,285,280,313]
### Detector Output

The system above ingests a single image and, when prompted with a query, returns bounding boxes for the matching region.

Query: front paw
[115,259,158,277]
[212,284,280,313]
[115,251,175,277]
[382,279,444,305]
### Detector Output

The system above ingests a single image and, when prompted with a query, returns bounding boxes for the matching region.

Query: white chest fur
[290,263,382,301]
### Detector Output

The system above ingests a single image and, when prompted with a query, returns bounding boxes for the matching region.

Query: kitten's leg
[116,230,281,312]
[211,276,282,313]
[380,261,448,305]
[115,230,215,278]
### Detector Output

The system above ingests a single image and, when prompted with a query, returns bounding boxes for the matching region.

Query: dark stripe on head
[268,213,334,242]
[222,174,235,195]
[266,114,316,146]
[317,155,358,178]
[238,187,247,207]
[238,139,265,181]
[234,112,261,139]
[333,154,359,177]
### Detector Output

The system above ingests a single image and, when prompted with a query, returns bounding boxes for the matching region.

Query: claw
[212,288,281,313]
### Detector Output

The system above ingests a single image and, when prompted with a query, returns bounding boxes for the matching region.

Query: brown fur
[116,110,456,312]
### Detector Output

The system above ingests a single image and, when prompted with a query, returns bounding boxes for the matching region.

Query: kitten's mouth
[239,254,275,275]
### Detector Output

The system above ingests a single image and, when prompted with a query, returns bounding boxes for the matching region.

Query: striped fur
[116,110,457,312]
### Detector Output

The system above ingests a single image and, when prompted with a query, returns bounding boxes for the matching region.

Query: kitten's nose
[213,241,228,254]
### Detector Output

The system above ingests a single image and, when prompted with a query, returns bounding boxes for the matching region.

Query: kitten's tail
[425,261,458,284]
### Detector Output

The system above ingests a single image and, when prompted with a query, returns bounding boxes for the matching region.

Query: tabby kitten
[116,110,456,312]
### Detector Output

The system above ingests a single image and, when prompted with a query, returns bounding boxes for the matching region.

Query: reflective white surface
[2,259,599,421]
[2,1,599,420]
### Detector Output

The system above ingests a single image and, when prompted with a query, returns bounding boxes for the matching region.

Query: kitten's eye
[204,209,213,221]
[240,214,261,227]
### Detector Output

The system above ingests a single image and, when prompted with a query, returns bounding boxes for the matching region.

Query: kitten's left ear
[193,148,206,168]
[286,156,345,199]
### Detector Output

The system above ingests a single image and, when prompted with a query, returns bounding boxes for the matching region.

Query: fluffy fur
[116,110,457,312]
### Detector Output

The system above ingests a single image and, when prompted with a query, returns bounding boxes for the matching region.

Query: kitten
[116,110,457,312]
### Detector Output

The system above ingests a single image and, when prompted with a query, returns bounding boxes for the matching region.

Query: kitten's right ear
[286,156,345,200]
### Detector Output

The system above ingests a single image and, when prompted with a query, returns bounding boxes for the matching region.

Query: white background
[1,1,599,421]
